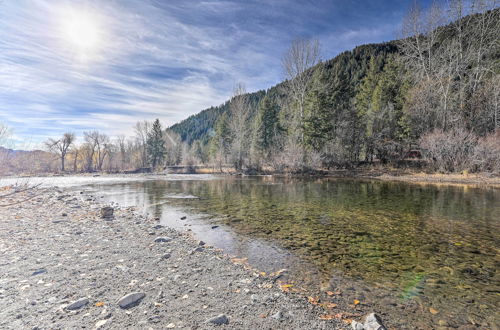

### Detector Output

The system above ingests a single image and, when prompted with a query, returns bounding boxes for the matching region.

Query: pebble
[32,269,47,276]
[271,311,283,320]
[161,253,171,260]
[189,247,204,254]
[205,314,229,325]
[65,297,89,310]
[117,292,146,309]
[94,320,108,329]
[154,237,172,243]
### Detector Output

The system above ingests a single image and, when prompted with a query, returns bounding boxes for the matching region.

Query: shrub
[419,128,477,172]
[472,131,500,173]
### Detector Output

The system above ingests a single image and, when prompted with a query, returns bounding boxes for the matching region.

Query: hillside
[169,42,399,144]
[167,7,499,173]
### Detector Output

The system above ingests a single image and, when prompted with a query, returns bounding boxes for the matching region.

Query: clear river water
[7,175,498,328]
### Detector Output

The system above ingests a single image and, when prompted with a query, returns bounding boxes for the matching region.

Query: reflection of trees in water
[149,177,498,320]
[96,177,498,327]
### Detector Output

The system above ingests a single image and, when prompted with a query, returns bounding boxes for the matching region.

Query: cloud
[0,0,428,148]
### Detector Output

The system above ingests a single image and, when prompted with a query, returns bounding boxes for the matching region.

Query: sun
[59,8,103,59]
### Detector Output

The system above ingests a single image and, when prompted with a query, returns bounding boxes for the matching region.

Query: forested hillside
[170,4,499,173]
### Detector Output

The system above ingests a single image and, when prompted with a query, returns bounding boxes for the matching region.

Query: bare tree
[282,38,321,140]
[44,133,75,172]
[116,135,128,170]
[400,0,499,131]
[229,83,251,171]
[83,131,110,172]
[134,121,151,168]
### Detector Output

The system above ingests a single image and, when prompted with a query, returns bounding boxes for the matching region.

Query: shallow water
[44,175,499,328]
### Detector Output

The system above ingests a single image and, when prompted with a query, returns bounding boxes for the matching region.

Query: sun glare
[60,8,103,60]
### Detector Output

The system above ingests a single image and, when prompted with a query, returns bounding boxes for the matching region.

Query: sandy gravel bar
[0,187,349,329]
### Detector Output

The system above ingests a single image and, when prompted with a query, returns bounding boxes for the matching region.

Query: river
[3,174,499,328]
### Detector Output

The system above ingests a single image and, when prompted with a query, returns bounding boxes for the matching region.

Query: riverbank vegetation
[1,1,498,176]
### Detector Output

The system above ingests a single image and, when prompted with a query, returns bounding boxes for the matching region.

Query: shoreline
[0,186,359,329]
[3,169,499,187]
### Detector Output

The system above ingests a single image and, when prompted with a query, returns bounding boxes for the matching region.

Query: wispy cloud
[0,0,428,148]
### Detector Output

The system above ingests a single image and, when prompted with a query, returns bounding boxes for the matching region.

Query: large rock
[365,313,386,330]
[100,207,114,219]
[205,314,229,325]
[351,313,387,330]
[117,292,145,309]
[65,297,89,310]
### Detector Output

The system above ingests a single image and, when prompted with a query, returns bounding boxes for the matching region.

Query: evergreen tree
[147,119,166,168]
[253,93,281,158]
[303,67,334,151]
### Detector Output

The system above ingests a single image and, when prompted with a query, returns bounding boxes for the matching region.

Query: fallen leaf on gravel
[429,307,439,314]
[270,268,287,277]
[233,289,241,293]
[322,302,337,309]
[231,257,248,265]
[279,284,294,292]
[342,319,353,324]
[95,302,105,307]
[326,290,340,296]
[259,313,267,318]
[308,296,320,305]
[353,299,360,305]
[319,314,336,320]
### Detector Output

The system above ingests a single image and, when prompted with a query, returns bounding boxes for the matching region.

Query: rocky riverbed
[0,186,363,329]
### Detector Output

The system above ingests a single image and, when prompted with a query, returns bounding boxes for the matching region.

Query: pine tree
[253,94,281,158]
[147,119,166,168]
[303,67,333,151]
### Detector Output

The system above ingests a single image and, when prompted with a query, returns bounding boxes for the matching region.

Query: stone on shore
[205,314,229,325]
[117,292,146,309]
[271,311,283,320]
[100,207,114,219]
[351,313,387,330]
[31,269,47,276]
[154,237,172,243]
[65,297,89,310]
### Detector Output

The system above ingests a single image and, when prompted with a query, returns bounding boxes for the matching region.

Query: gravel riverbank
[0,186,352,329]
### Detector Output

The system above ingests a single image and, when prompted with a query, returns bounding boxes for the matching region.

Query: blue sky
[0,0,434,148]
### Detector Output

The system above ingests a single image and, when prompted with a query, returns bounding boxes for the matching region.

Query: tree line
[172,0,499,173]
[1,1,498,175]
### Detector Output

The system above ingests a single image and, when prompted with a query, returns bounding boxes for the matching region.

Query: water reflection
[83,176,499,329]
